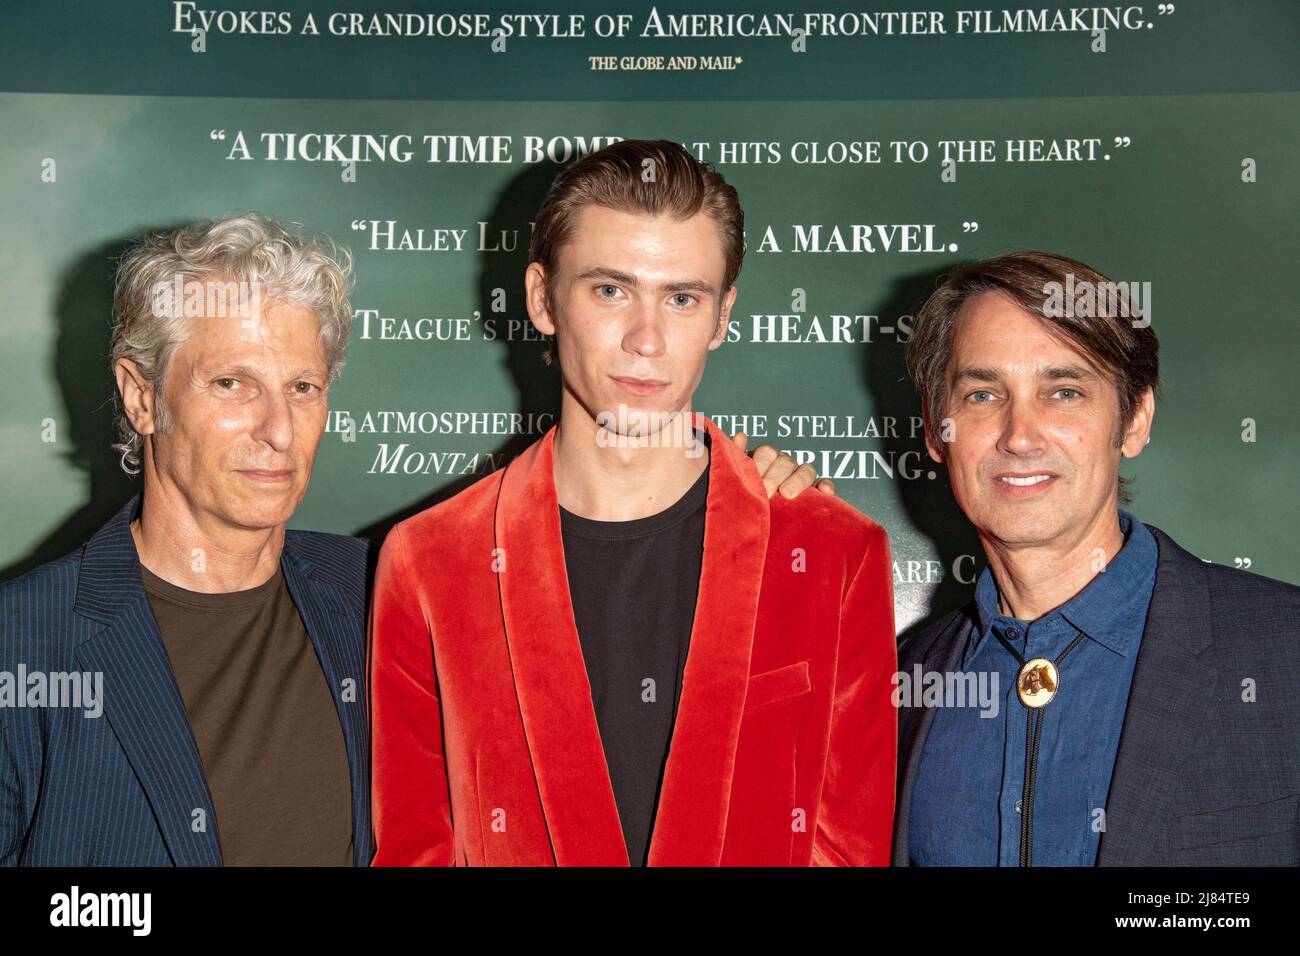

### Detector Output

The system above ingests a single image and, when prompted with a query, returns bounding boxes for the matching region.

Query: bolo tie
[992,627,1087,866]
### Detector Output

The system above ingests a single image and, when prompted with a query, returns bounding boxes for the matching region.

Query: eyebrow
[951,364,1101,385]
[574,267,718,296]
[204,364,326,381]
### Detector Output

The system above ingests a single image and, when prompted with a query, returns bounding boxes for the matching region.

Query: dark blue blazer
[0,495,375,866]
[894,523,1300,866]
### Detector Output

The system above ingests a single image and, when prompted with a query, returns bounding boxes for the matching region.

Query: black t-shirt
[141,565,354,866]
[558,435,710,866]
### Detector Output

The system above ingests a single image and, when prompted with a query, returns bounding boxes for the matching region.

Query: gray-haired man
[2,214,371,865]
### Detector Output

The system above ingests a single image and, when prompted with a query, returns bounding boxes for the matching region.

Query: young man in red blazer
[369,140,897,866]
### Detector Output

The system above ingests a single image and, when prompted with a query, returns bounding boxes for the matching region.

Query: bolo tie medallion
[1017,658,1059,708]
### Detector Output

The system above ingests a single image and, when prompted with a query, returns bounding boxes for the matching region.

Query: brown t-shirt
[141,565,354,866]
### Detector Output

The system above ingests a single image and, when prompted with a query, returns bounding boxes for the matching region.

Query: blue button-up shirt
[909,510,1158,866]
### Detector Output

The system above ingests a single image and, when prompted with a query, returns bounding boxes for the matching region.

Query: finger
[750,441,778,473]
[730,430,749,453]
[760,459,797,498]
[779,462,818,498]
[815,478,837,497]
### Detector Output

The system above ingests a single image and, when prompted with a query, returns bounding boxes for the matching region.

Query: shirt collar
[969,509,1158,661]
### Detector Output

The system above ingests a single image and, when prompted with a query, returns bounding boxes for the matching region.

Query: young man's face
[926,290,1153,550]
[526,204,736,436]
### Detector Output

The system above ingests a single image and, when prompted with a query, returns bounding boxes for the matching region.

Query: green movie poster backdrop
[1,1,1296,636]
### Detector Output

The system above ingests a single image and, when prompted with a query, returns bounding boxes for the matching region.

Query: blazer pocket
[744,660,812,712]
[1170,793,1300,850]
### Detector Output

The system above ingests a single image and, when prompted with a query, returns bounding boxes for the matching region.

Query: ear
[1120,386,1156,458]
[922,406,946,464]
[708,285,736,352]
[524,262,556,337]
[114,357,159,436]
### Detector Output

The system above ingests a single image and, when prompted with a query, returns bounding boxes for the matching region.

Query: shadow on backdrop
[863,265,984,643]
[352,160,564,550]
[0,233,159,582]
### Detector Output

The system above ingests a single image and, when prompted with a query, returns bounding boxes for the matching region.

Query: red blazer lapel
[494,412,770,866]
[647,412,770,865]
[494,426,629,866]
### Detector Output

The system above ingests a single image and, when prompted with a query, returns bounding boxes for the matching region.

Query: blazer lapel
[891,611,970,866]
[72,496,224,866]
[281,543,372,867]
[494,426,630,865]
[1097,525,1216,865]
[646,412,769,865]
[493,411,769,866]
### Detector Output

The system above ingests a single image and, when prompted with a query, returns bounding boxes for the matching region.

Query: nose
[622,299,667,358]
[251,389,295,454]
[996,394,1047,459]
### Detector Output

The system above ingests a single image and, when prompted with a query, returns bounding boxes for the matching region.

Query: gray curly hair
[110,213,354,475]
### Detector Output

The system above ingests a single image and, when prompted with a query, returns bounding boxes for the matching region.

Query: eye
[214,377,238,390]
[293,381,320,394]
[1054,387,1081,400]
[968,389,994,403]
[597,284,621,298]
[670,293,697,308]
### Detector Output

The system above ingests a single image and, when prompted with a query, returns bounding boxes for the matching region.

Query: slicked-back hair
[529,139,744,365]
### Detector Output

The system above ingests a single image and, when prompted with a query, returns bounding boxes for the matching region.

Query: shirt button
[1015,799,1023,813]
[1007,628,1019,640]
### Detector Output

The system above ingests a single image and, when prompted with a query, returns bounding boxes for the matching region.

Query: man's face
[149,297,329,532]
[927,290,1149,549]
[527,204,736,436]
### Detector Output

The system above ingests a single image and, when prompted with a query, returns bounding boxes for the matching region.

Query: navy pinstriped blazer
[0,495,375,866]
[894,523,1300,866]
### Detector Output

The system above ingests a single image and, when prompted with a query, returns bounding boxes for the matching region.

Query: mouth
[610,375,669,396]
[992,472,1057,497]
[238,469,294,483]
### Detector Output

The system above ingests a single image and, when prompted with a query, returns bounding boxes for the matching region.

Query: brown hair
[528,139,744,365]
[905,251,1161,504]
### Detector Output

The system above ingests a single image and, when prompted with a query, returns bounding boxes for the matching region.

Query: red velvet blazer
[368,411,897,866]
